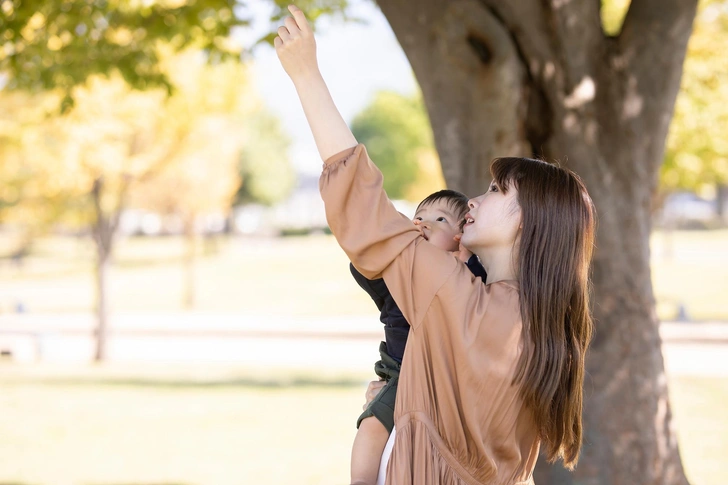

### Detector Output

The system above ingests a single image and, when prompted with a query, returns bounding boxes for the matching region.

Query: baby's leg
[352,373,397,485]
[350,416,390,485]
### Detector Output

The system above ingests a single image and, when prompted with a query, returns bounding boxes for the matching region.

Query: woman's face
[461,180,522,253]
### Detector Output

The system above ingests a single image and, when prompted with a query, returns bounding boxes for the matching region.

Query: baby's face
[413,201,462,252]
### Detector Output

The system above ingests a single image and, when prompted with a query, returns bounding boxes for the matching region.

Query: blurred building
[232,174,419,236]
[657,191,725,229]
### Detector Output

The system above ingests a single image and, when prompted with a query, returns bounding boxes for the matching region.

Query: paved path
[1,314,726,377]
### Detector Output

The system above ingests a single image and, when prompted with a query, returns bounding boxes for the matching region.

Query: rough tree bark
[378,0,697,483]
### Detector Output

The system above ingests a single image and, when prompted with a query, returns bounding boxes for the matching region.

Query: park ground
[0,230,726,484]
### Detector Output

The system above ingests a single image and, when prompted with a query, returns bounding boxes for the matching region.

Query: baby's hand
[274,6,318,82]
[451,234,473,263]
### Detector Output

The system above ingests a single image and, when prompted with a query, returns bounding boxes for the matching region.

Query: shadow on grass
[0,375,366,390]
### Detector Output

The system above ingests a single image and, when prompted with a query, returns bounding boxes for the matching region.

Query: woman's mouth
[463,214,475,227]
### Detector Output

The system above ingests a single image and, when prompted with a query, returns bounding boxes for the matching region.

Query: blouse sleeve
[320,144,464,330]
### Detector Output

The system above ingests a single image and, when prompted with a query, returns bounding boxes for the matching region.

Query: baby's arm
[275,5,357,161]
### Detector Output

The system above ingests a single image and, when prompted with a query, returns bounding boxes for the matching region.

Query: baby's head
[413,189,470,252]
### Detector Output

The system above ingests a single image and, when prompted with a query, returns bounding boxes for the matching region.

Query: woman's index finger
[288,5,311,33]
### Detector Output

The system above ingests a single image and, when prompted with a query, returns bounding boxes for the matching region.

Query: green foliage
[256,0,354,47]
[600,0,630,36]
[662,0,728,193]
[236,108,294,206]
[350,91,434,200]
[0,0,353,107]
[0,92,82,227]
[1,50,294,228]
[0,0,248,108]
[132,54,256,218]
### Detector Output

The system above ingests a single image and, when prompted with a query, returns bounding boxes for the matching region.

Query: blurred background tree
[14,77,190,361]
[661,0,728,216]
[0,0,244,110]
[132,52,293,311]
[0,92,77,262]
[350,91,444,200]
[1,0,304,360]
[2,58,292,360]
[0,0,349,106]
[235,108,294,207]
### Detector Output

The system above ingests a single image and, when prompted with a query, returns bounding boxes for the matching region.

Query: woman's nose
[469,194,485,209]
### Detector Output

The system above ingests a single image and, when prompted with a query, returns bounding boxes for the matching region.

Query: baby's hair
[416,189,470,228]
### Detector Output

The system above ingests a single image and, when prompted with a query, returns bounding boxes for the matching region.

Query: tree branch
[618,0,698,174]
[620,0,698,62]
[479,0,603,97]
[91,177,108,251]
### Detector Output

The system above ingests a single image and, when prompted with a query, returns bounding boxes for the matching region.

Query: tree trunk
[91,176,121,363]
[10,227,34,270]
[381,0,531,196]
[717,183,727,222]
[94,241,110,362]
[379,0,697,483]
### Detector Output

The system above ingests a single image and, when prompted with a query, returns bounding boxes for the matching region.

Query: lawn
[0,366,724,485]
[1,229,727,320]
[0,230,726,484]
[668,376,728,485]
[0,234,376,317]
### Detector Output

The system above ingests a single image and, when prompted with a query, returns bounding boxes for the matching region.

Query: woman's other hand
[452,234,473,263]
[363,380,386,410]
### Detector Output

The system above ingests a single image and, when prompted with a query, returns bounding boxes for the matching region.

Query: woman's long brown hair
[490,157,596,470]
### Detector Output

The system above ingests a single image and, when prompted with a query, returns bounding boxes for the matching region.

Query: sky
[242,1,417,175]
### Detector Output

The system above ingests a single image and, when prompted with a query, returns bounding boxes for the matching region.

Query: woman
[275,6,596,484]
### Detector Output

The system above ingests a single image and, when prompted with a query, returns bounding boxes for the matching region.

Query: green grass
[650,230,728,321]
[1,229,727,320]
[669,376,728,485]
[0,367,723,485]
[0,234,376,316]
[0,230,726,483]
[0,366,366,485]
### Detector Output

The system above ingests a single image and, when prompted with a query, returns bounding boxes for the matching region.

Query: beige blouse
[320,145,540,485]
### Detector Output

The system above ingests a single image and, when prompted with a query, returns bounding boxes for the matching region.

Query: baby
[349,189,486,485]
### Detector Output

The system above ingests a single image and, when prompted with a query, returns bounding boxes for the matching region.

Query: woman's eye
[490,184,498,192]
[415,217,422,221]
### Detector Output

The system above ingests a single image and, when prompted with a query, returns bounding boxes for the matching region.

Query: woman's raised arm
[275,5,357,161]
